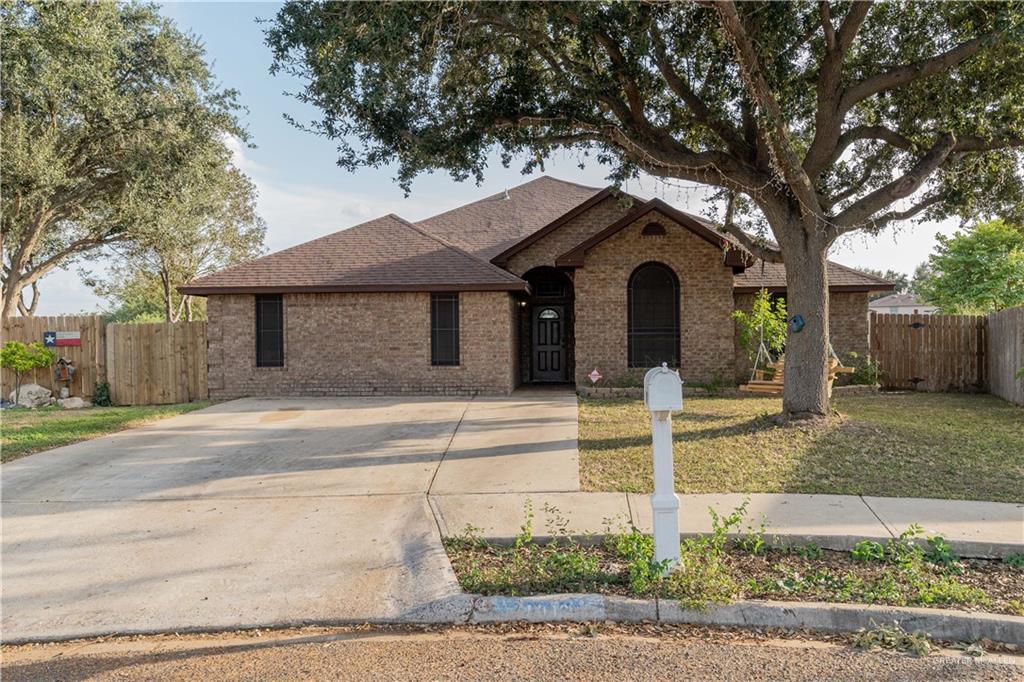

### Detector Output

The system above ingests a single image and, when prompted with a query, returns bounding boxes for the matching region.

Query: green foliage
[732,289,788,362]
[91,381,113,407]
[1003,553,1024,570]
[1,341,56,403]
[443,502,616,596]
[667,503,746,609]
[0,341,55,375]
[443,504,1002,614]
[607,529,667,595]
[1,0,254,317]
[853,623,932,657]
[839,352,884,386]
[915,219,1024,314]
[923,536,959,571]
[852,540,885,562]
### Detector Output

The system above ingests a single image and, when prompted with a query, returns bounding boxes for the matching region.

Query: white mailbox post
[643,363,683,572]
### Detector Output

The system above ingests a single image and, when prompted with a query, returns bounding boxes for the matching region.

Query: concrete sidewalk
[430,492,1024,557]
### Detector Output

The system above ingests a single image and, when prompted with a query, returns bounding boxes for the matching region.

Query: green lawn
[579,393,1024,503]
[1,401,210,462]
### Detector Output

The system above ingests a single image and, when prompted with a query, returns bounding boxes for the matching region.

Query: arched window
[628,262,679,368]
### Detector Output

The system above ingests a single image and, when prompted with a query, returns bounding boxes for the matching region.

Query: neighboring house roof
[178,214,527,295]
[733,260,894,293]
[869,293,934,308]
[415,176,603,260]
[554,198,752,268]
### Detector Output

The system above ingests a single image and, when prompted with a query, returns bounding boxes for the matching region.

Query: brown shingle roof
[733,260,894,293]
[415,176,603,260]
[179,214,527,295]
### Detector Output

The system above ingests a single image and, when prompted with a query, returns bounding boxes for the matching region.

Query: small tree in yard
[733,288,787,362]
[1,341,56,405]
[266,1,1024,421]
[915,219,1024,314]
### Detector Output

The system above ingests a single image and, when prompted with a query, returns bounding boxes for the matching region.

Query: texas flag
[43,331,81,347]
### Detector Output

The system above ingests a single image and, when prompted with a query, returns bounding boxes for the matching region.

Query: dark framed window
[628,262,680,368]
[255,294,284,367]
[641,221,667,236]
[431,293,460,366]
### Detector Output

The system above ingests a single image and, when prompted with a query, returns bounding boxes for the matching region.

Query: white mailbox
[643,362,683,573]
[643,363,683,413]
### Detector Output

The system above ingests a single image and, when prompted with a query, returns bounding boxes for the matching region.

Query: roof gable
[554,198,750,268]
[179,214,526,295]
[490,186,639,266]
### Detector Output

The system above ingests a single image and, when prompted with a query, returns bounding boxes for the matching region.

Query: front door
[532,306,566,382]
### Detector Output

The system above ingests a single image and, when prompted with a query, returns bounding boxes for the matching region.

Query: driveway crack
[426,397,473,498]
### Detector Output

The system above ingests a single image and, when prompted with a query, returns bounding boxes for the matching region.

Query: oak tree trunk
[777,228,831,420]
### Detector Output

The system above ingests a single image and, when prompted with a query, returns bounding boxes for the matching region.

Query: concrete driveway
[2,391,578,642]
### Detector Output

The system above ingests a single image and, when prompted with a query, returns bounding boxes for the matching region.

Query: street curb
[464,594,1024,646]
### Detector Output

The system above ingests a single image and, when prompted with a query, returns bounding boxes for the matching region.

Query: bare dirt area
[3,623,1021,681]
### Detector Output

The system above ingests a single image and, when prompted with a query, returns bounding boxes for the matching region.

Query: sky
[34,1,958,316]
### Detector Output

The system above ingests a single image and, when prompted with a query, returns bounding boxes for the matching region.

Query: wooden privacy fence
[870,312,988,393]
[106,322,208,405]
[0,315,107,399]
[1,315,207,405]
[987,307,1024,406]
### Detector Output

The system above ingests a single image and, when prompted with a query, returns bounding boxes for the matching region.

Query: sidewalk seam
[859,495,896,538]
[624,493,637,528]
[426,397,474,497]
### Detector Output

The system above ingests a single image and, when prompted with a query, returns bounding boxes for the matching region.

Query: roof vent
[503,189,510,200]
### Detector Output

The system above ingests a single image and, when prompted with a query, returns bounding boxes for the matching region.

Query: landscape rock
[57,397,91,409]
[9,383,52,408]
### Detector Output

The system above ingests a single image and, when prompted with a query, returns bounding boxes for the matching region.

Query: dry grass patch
[578,393,1023,502]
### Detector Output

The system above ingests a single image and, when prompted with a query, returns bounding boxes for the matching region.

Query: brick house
[179,176,892,398]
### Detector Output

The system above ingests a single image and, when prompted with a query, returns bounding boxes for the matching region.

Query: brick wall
[572,210,737,386]
[206,291,517,398]
[830,291,870,360]
[505,196,632,276]
[733,290,871,381]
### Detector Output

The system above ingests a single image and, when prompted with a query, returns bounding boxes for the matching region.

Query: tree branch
[649,22,752,159]
[861,194,944,232]
[803,1,873,178]
[841,34,993,110]
[720,193,784,263]
[713,1,823,216]
[833,132,956,230]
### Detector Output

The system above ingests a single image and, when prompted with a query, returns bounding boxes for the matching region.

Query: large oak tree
[1,1,251,319]
[266,1,1024,419]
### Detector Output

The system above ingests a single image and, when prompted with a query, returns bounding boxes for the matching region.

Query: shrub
[733,288,787,362]
[852,540,885,562]
[91,381,113,407]
[923,535,959,570]
[1,341,57,404]
[840,352,885,386]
